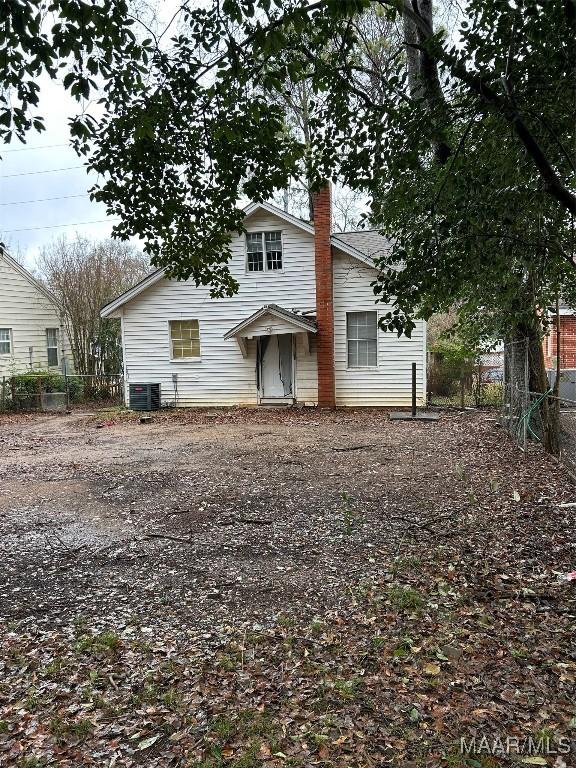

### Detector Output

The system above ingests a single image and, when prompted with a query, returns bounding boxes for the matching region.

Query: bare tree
[38,235,149,376]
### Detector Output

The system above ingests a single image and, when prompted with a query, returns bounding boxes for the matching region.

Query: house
[543,303,576,400]
[544,302,576,371]
[100,187,426,408]
[0,246,70,377]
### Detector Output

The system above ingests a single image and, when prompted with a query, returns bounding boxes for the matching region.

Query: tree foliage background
[39,236,149,376]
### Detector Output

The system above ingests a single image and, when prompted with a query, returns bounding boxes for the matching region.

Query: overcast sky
[0,1,184,272]
[0,75,126,271]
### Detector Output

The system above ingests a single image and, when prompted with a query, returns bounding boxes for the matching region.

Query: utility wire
[0,143,70,153]
[2,219,120,233]
[0,193,89,206]
[1,165,85,178]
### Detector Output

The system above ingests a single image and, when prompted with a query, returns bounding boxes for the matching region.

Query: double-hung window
[46,328,59,367]
[347,312,378,368]
[246,231,283,272]
[0,328,11,355]
[169,320,200,359]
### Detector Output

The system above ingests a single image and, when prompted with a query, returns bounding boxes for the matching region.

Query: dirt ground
[2,407,576,767]
[0,407,574,630]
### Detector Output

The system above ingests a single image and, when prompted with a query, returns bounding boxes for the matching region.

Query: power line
[0,193,89,206]
[2,219,120,233]
[1,165,85,178]
[1,143,70,153]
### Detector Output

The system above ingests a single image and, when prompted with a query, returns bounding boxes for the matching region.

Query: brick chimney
[312,184,336,408]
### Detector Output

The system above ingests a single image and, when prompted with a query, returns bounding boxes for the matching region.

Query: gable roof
[0,246,61,309]
[224,304,317,340]
[100,201,386,317]
[332,230,393,261]
[244,201,315,235]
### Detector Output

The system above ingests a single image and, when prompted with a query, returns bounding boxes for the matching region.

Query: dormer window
[246,231,283,272]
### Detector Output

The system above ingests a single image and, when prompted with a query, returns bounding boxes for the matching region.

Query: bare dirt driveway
[1,408,575,767]
[0,407,494,628]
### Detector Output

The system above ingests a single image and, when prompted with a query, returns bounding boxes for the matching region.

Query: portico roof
[223,304,317,340]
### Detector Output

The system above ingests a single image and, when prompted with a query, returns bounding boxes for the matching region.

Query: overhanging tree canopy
[0,0,149,142]
[76,0,576,302]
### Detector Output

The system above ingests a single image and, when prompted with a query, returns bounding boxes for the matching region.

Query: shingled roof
[331,230,393,261]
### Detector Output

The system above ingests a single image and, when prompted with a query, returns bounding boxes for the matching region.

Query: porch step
[259,398,295,406]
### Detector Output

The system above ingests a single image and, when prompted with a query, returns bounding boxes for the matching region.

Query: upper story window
[347,312,378,368]
[46,328,59,367]
[169,319,200,359]
[0,328,11,355]
[246,231,283,272]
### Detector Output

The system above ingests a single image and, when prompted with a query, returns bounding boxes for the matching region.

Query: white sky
[0,76,120,270]
[0,1,183,271]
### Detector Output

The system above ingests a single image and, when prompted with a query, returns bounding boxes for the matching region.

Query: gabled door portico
[224,304,316,404]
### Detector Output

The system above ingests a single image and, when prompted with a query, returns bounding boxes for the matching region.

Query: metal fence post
[63,358,70,411]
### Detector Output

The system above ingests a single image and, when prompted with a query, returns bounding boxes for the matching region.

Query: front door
[258,334,294,399]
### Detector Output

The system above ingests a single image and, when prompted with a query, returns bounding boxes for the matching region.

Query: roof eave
[224,304,317,339]
[330,236,378,268]
[100,268,166,318]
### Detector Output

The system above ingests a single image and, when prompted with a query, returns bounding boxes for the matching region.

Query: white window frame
[245,230,284,274]
[46,328,59,368]
[167,319,202,362]
[346,311,379,370]
[0,328,12,356]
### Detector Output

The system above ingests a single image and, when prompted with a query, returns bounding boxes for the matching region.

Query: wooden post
[460,376,465,409]
[412,362,417,417]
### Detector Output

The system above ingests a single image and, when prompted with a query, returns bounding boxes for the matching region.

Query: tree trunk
[517,316,560,456]
[403,0,452,164]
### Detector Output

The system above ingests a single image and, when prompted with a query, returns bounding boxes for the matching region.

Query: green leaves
[0,0,145,143]
[12,0,566,314]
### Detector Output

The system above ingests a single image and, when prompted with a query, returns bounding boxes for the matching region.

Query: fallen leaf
[137,734,160,750]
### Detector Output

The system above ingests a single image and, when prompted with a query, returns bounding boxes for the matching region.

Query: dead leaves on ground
[1,559,575,768]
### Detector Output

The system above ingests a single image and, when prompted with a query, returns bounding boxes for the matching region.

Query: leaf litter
[0,407,575,767]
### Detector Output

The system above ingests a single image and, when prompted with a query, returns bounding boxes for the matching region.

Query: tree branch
[377,0,576,214]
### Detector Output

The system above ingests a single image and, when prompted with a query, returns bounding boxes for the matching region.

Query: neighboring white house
[101,188,426,408]
[0,247,70,377]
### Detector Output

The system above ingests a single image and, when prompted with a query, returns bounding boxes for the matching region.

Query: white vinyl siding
[333,250,426,406]
[120,212,317,406]
[0,253,71,376]
[0,328,11,355]
[113,208,426,408]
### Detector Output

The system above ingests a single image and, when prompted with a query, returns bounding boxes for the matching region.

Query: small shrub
[8,370,83,405]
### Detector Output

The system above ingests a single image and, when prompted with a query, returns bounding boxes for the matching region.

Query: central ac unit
[129,383,161,411]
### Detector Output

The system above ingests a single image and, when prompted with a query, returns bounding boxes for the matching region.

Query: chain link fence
[501,338,576,475]
[501,339,531,451]
[0,372,124,412]
[427,350,504,408]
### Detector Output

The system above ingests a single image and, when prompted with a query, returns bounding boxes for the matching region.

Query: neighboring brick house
[543,304,576,370]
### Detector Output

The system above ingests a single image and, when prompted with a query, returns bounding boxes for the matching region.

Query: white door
[260,335,293,398]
